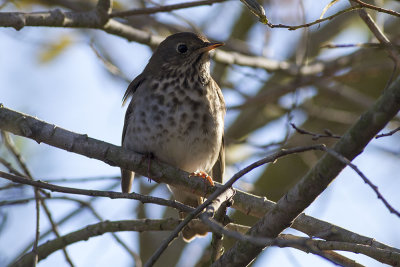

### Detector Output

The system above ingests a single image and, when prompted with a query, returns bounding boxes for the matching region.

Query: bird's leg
[190,171,214,194]
[139,152,155,182]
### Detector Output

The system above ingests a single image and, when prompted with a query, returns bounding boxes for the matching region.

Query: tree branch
[0,105,399,261]
[110,0,226,18]
[349,1,400,67]
[0,171,193,213]
[213,75,400,265]
[0,8,363,76]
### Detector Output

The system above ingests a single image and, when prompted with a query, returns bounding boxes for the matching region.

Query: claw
[190,171,214,186]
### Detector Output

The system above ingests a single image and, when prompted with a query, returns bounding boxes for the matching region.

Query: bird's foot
[139,152,155,182]
[190,171,214,186]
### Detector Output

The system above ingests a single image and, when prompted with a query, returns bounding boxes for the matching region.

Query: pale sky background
[1,1,400,266]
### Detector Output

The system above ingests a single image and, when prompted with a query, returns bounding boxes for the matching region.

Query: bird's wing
[121,74,145,144]
[211,134,225,184]
[122,73,145,106]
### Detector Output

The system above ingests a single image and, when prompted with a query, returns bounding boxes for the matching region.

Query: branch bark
[1,104,399,263]
[212,74,400,265]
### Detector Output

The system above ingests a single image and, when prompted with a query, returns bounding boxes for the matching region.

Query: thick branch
[213,77,400,265]
[0,104,398,257]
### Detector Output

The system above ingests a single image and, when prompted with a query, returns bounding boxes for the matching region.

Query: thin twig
[12,182,120,263]
[110,0,226,18]
[324,148,400,218]
[2,132,75,266]
[349,1,400,67]
[1,105,398,258]
[264,5,363,30]
[202,217,360,267]
[290,123,341,140]
[145,187,236,267]
[0,171,194,213]
[349,0,400,17]
[145,145,326,267]
[375,126,400,139]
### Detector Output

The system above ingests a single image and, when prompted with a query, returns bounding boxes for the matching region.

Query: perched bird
[121,32,225,241]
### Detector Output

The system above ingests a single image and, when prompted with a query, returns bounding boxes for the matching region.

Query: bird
[120,32,225,242]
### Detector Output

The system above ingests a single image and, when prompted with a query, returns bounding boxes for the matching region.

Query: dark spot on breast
[168,116,176,127]
[156,124,162,130]
[181,113,187,122]
[178,87,185,94]
[171,79,179,86]
[186,121,197,132]
[193,112,199,119]
[159,110,165,116]
[182,78,189,89]
[190,100,201,110]
[202,114,210,134]
[162,82,171,91]
[168,91,176,98]
[202,114,209,124]
[152,105,159,111]
[162,129,169,134]
[153,114,161,121]
[140,111,145,117]
[156,95,165,105]
[172,97,180,105]
[151,83,159,90]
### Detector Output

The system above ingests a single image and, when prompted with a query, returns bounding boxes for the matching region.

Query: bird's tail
[121,169,134,193]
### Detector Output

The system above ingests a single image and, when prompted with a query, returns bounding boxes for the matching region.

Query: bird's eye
[177,43,188,54]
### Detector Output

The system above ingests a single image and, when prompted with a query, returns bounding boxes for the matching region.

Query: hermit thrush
[120,32,225,241]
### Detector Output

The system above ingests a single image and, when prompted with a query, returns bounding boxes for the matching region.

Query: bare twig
[0,9,366,76]
[202,217,364,267]
[322,42,400,49]
[2,132,75,266]
[146,144,331,266]
[110,0,226,18]
[349,0,400,17]
[213,75,400,266]
[325,149,400,218]
[264,5,363,30]
[13,182,120,263]
[1,105,398,257]
[375,126,400,139]
[349,1,400,67]
[0,171,194,213]
[145,187,236,267]
[290,123,341,140]
[12,219,189,266]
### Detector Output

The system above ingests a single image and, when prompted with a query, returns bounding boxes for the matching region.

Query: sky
[1,1,400,266]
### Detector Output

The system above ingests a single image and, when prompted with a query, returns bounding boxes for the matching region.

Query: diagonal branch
[349,1,400,67]
[212,72,400,265]
[0,104,398,257]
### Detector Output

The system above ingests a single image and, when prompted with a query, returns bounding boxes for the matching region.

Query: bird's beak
[199,42,224,53]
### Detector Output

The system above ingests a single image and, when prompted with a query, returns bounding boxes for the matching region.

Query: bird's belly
[124,106,222,173]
